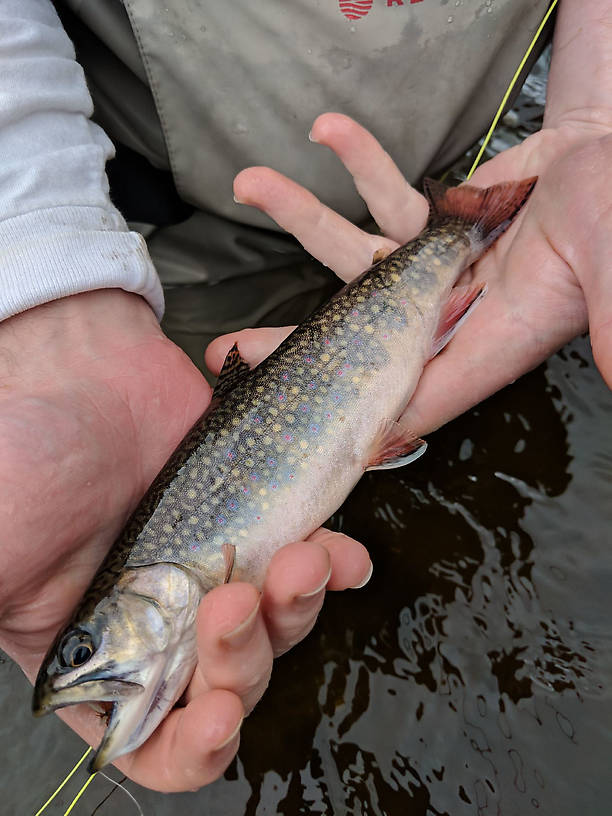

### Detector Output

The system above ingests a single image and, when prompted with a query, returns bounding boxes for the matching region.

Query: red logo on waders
[339,0,424,21]
[338,0,373,20]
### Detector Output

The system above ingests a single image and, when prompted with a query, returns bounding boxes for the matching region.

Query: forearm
[0,0,164,321]
[544,0,612,131]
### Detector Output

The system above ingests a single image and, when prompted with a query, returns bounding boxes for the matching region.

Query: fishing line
[465,0,559,180]
[94,772,144,816]
[62,772,97,816]
[32,747,93,816]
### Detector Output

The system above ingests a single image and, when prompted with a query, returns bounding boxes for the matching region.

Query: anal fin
[366,420,427,471]
[431,283,487,357]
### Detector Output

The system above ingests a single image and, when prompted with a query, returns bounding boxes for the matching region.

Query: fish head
[32,562,202,770]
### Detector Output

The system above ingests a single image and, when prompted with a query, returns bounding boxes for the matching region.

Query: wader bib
[59,0,551,371]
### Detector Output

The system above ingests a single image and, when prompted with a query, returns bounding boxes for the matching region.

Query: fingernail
[213,717,243,752]
[295,566,332,601]
[350,561,373,589]
[233,194,244,204]
[220,600,260,648]
[308,129,318,143]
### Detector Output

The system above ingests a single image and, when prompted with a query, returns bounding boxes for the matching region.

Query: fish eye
[59,631,95,669]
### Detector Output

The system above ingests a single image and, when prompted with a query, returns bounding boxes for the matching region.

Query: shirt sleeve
[0,0,165,322]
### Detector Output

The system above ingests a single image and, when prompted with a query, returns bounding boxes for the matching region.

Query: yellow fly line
[61,772,98,816]
[29,2,559,813]
[466,0,559,180]
[32,747,94,816]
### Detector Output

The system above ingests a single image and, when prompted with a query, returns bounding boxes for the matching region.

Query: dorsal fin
[213,343,251,400]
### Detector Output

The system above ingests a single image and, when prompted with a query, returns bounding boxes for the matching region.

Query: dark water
[3,52,612,815]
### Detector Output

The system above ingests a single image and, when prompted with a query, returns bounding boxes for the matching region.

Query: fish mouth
[32,675,144,717]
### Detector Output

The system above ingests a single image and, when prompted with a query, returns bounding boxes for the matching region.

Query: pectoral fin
[366,420,427,471]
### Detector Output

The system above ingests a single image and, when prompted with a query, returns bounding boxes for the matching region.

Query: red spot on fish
[337,370,343,376]
[289,474,295,479]
[324,338,331,345]
[279,394,285,401]
[284,434,292,441]
[352,310,359,316]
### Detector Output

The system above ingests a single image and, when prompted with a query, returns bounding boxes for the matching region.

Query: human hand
[0,289,370,791]
[208,112,612,436]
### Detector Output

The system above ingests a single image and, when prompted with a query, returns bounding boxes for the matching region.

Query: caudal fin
[423,176,537,249]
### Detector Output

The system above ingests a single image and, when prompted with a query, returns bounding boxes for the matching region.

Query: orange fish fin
[423,176,537,248]
[431,283,487,357]
[213,342,251,401]
[372,246,391,265]
[366,420,427,471]
[222,542,236,583]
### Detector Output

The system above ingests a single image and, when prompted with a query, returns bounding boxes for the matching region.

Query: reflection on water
[3,49,612,815]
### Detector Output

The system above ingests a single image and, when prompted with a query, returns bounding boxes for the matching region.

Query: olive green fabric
[58,0,552,374]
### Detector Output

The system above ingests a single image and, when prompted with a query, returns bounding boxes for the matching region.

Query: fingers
[310,113,429,243]
[306,528,372,591]
[120,689,244,792]
[234,166,398,282]
[205,326,294,375]
[190,582,273,713]
[261,535,371,656]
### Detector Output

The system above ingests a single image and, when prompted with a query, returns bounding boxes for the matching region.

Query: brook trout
[33,177,536,770]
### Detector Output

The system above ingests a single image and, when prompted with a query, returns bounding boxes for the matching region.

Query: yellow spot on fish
[163,524,173,534]
[246,438,255,447]
[256,386,264,393]
[352,376,361,383]
[273,423,281,432]
[364,325,374,334]
[300,440,308,449]
[239,529,248,537]
[188,516,199,525]
[262,502,269,510]
[291,386,299,395]
[259,488,267,496]
[321,353,330,362]
[433,257,442,266]
[391,273,400,282]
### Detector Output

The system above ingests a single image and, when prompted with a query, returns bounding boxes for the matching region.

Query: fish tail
[423,176,537,250]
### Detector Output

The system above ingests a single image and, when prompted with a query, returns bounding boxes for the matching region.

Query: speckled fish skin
[32,177,537,770]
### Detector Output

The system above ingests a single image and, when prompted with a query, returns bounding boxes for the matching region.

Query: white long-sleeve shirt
[0,0,164,322]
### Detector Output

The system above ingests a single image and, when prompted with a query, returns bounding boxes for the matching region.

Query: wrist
[0,290,164,391]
